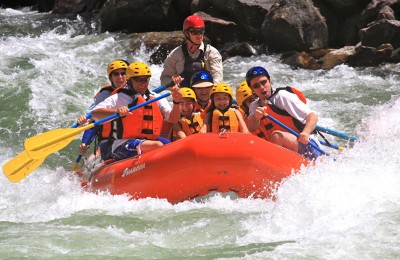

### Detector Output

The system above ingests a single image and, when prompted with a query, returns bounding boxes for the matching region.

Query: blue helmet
[245,66,270,86]
[190,70,214,88]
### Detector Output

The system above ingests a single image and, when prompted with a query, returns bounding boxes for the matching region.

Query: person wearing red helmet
[160,14,223,88]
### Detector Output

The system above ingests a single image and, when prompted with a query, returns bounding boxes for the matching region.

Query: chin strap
[185,33,201,52]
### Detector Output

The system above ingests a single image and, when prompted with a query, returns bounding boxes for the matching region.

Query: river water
[1,8,400,259]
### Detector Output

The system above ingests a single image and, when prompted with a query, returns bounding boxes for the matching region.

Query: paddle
[71,138,92,171]
[24,92,171,160]
[265,113,329,156]
[316,125,358,142]
[70,84,170,171]
[318,139,344,152]
[2,151,46,183]
[2,121,84,183]
[3,84,174,183]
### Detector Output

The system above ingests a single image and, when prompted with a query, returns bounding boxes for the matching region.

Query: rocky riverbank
[3,0,400,69]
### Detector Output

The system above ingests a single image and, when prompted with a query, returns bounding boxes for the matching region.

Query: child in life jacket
[200,83,249,134]
[170,87,204,140]
[235,81,257,119]
[190,70,214,118]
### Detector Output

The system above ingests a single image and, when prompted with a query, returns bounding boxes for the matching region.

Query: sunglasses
[132,77,150,83]
[112,71,126,77]
[251,80,268,89]
[188,29,205,35]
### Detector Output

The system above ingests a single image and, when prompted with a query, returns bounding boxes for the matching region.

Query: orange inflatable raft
[84,133,309,204]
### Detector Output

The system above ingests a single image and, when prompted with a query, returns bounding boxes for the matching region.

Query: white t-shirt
[249,89,314,123]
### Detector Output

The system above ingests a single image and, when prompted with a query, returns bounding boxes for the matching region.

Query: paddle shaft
[5,89,172,182]
[265,114,329,156]
[95,91,170,125]
[316,125,357,141]
[70,85,169,129]
[25,92,171,157]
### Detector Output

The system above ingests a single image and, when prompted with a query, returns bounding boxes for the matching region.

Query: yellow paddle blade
[24,124,93,159]
[2,151,46,183]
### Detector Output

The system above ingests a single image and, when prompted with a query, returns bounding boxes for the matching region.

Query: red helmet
[183,15,205,31]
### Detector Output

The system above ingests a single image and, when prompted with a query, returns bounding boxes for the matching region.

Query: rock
[211,0,273,41]
[262,0,328,52]
[194,11,239,45]
[321,46,356,69]
[98,0,181,33]
[219,42,258,60]
[360,19,400,49]
[346,44,392,66]
[6,0,400,69]
[321,0,371,15]
[37,0,56,12]
[281,51,321,70]
[390,47,400,62]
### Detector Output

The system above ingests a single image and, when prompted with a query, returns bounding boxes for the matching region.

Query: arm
[207,45,223,83]
[92,94,131,121]
[272,91,317,144]
[92,106,132,120]
[173,122,187,139]
[166,86,182,123]
[247,106,266,132]
[160,47,182,86]
[77,114,88,126]
[298,112,318,144]
[235,110,249,134]
[199,112,211,133]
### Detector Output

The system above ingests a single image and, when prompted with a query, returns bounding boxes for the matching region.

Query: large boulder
[319,0,371,15]
[261,0,329,52]
[36,0,56,12]
[211,0,274,41]
[52,0,106,15]
[346,43,393,66]
[98,0,182,32]
[360,19,400,49]
[342,0,399,46]
[321,46,356,69]
[193,12,239,45]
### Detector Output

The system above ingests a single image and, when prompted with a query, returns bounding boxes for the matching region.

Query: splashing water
[1,8,400,259]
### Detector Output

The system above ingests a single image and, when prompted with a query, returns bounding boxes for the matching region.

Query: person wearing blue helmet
[246,66,322,160]
[190,70,214,117]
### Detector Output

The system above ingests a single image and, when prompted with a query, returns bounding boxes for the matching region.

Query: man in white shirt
[246,66,322,160]
[92,62,182,160]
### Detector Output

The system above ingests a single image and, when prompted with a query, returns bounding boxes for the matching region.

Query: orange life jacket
[253,86,310,141]
[170,112,204,141]
[111,88,163,140]
[180,113,203,136]
[94,85,115,141]
[93,85,114,99]
[210,108,239,133]
[193,101,211,119]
